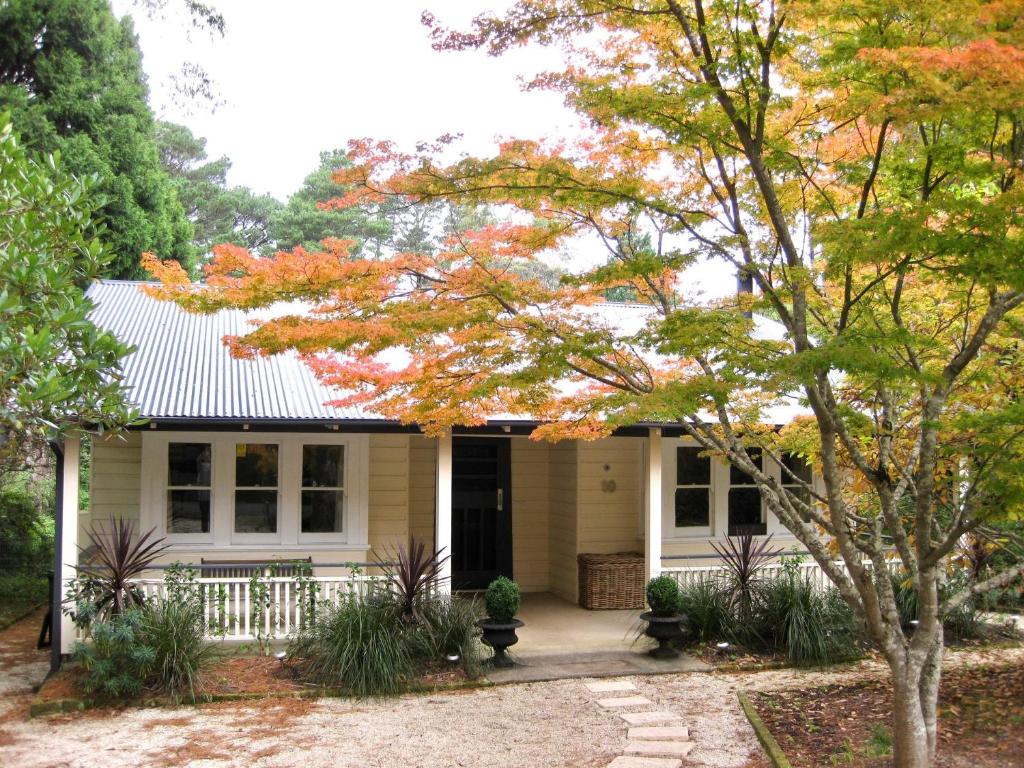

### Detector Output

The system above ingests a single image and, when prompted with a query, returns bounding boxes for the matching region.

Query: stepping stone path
[585,678,697,767]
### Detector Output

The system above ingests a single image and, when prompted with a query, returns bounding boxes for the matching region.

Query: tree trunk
[890,645,942,768]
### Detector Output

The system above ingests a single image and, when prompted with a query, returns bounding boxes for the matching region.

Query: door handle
[497,488,503,511]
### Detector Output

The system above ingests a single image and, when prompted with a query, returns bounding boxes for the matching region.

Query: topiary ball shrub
[646,575,681,616]
[484,576,520,623]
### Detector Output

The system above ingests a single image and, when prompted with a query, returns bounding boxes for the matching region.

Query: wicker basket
[577,552,645,610]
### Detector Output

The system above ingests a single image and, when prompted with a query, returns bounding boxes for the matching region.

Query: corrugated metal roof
[86,280,809,426]
[87,281,375,421]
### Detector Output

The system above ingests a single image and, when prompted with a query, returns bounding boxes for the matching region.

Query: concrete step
[597,695,654,708]
[586,680,637,693]
[606,757,682,768]
[628,726,690,741]
[625,740,696,759]
[618,711,685,726]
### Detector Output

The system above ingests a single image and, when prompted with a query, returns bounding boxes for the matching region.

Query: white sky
[112,0,735,299]
[114,1,576,199]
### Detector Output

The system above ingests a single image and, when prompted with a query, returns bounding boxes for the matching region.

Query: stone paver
[606,756,682,768]
[586,680,637,693]
[628,726,690,741]
[597,695,654,708]
[625,740,696,758]
[618,710,684,726]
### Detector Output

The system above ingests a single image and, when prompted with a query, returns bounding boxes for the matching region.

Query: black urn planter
[476,618,525,667]
[639,611,685,659]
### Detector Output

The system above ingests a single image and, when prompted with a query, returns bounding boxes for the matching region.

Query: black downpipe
[49,441,64,673]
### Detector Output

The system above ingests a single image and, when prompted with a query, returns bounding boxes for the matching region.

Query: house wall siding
[86,433,142,542]
[408,435,436,552]
[547,441,578,602]
[511,439,549,592]
[576,437,644,556]
[367,433,410,562]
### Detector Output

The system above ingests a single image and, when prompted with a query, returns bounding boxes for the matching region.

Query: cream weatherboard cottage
[54,280,818,653]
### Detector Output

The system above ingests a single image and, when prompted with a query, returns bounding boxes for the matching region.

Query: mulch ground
[751,663,1024,767]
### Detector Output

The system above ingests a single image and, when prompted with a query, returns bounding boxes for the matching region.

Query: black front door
[451,437,512,590]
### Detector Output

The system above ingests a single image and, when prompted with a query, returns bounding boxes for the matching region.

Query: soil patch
[751,663,1024,767]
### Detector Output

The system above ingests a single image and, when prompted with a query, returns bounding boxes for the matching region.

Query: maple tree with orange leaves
[144,2,1024,764]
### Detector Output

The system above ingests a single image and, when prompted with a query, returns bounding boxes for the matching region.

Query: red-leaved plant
[711,533,784,622]
[378,537,450,617]
[74,517,170,618]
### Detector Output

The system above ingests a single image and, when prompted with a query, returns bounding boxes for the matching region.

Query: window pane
[728,487,765,535]
[674,487,710,527]
[234,490,278,533]
[729,449,762,484]
[302,445,344,488]
[676,447,710,485]
[168,489,210,533]
[781,453,812,485]
[301,490,344,533]
[168,443,211,486]
[235,444,278,487]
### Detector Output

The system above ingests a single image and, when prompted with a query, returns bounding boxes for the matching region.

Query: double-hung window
[234,443,279,535]
[167,442,212,534]
[301,444,345,535]
[781,453,813,506]
[728,449,766,536]
[668,445,713,534]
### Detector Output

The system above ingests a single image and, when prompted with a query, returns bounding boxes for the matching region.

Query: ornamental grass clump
[751,574,862,666]
[408,595,484,678]
[484,576,520,622]
[676,578,733,643]
[289,594,415,698]
[142,567,215,702]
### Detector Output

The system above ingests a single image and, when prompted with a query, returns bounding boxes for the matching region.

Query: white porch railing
[662,560,891,592]
[131,574,380,642]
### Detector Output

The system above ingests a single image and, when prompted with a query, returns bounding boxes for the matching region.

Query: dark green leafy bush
[484,576,520,622]
[73,608,155,697]
[645,575,680,616]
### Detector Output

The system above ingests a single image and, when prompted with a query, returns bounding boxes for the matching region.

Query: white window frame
[662,438,808,541]
[296,434,365,545]
[140,431,369,550]
[231,440,283,544]
[662,439,714,538]
[163,440,216,544]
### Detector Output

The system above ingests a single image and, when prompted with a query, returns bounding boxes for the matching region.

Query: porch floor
[484,592,710,684]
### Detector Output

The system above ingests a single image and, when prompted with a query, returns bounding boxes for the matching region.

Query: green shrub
[289,594,414,697]
[751,575,862,666]
[73,608,155,697]
[142,588,214,703]
[676,578,733,643]
[408,595,484,679]
[890,569,986,642]
[484,576,520,622]
[646,575,680,616]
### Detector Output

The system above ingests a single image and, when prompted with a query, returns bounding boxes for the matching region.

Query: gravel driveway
[1,611,1019,768]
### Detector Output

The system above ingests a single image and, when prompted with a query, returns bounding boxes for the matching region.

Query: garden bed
[750,662,1024,767]
[32,653,480,716]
